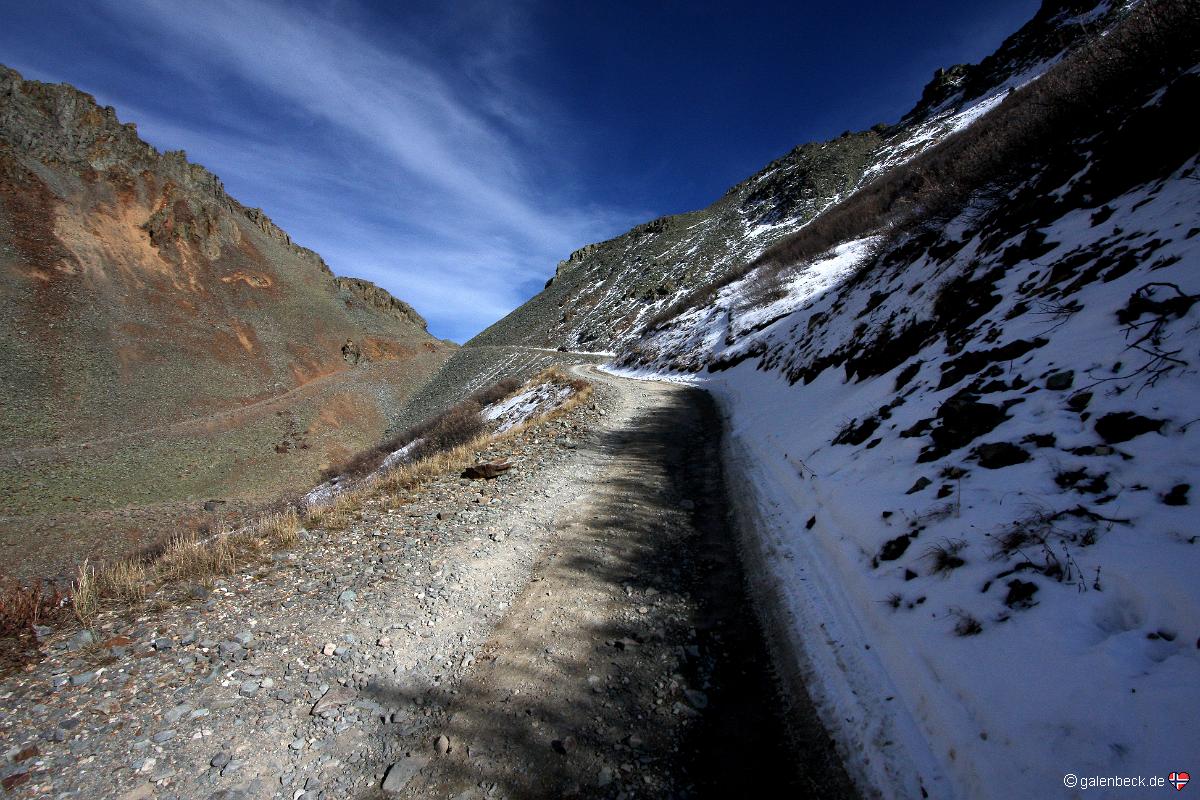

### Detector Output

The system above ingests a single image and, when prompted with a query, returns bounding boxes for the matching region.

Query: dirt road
[376,367,853,797]
[0,366,853,799]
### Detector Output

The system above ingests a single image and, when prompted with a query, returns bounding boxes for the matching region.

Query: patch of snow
[483,382,575,433]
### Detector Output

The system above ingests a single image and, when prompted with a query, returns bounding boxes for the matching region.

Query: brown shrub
[468,376,521,407]
[0,577,69,637]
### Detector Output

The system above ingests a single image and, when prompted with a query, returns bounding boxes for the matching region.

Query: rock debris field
[0,367,853,799]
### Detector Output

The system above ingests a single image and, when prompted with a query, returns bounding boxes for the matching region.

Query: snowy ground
[482,383,575,433]
[610,120,1200,799]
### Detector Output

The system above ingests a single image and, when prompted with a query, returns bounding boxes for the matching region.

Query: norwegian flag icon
[1169,772,1191,791]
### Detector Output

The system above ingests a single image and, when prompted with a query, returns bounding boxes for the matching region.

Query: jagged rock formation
[0,66,454,576]
[333,277,429,332]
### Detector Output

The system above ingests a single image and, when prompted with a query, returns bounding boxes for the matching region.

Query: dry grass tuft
[71,560,97,625]
[261,507,301,546]
[97,559,149,604]
[305,491,359,531]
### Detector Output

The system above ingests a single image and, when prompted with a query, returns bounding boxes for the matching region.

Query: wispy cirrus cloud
[77,0,645,341]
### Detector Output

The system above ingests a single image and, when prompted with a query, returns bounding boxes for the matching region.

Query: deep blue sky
[0,0,1039,341]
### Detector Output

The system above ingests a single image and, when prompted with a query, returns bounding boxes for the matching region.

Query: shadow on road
[357,381,856,798]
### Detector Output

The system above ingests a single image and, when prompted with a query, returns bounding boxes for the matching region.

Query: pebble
[67,629,94,650]
[69,671,96,686]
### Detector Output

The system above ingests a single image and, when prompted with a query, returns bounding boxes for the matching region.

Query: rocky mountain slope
[468,0,1135,353]
[0,66,454,578]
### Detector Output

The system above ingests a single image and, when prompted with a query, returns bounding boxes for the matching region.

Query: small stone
[239,680,260,697]
[381,755,430,793]
[67,629,95,650]
[311,686,357,715]
[1046,370,1075,390]
[338,589,357,605]
[211,752,231,769]
[117,783,155,800]
[70,671,96,686]
[165,705,192,723]
[13,745,39,763]
[322,643,337,656]
[152,729,176,743]
[435,734,450,755]
[233,631,253,647]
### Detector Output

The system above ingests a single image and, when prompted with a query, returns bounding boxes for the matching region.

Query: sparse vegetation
[96,559,149,604]
[304,491,360,531]
[0,578,68,639]
[951,609,984,637]
[71,560,97,625]
[261,507,301,547]
[318,376,523,484]
[924,538,967,576]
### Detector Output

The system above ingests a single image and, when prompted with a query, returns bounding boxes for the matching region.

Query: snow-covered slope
[614,32,1200,800]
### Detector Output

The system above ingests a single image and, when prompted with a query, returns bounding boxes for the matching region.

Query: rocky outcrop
[333,277,428,331]
[0,66,330,272]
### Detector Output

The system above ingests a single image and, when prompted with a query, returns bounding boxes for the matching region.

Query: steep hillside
[469,0,1136,353]
[611,3,1200,798]
[0,66,454,577]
